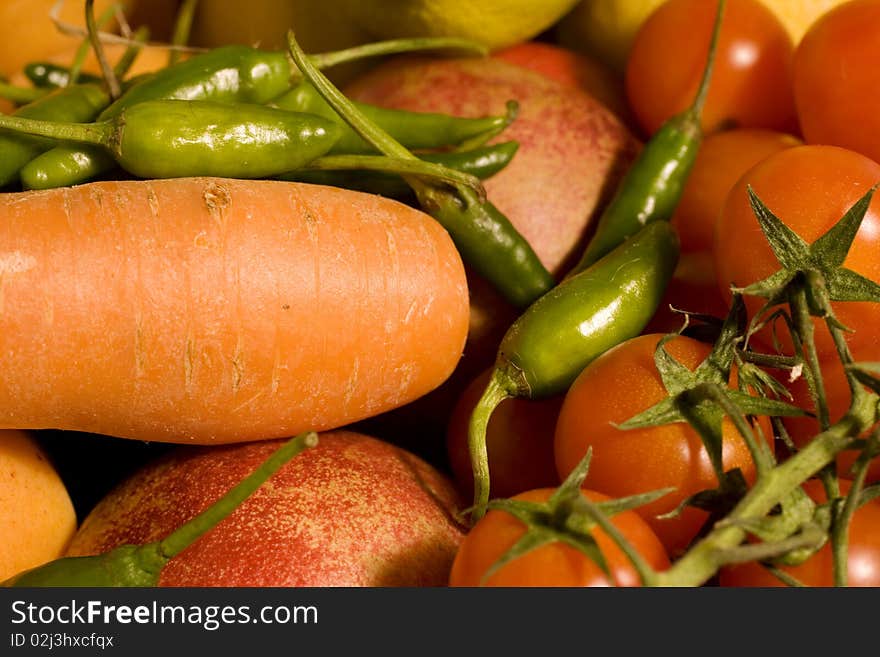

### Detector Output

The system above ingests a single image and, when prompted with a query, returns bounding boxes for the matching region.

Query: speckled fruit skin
[66,431,466,586]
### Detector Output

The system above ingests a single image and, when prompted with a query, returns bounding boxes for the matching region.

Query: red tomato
[554,333,774,557]
[448,488,670,587]
[446,367,562,501]
[713,144,880,361]
[672,129,801,254]
[625,0,798,137]
[720,479,880,587]
[794,0,880,164]
[782,357,880,483]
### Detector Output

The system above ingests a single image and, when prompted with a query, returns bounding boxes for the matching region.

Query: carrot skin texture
[0,178,469,444]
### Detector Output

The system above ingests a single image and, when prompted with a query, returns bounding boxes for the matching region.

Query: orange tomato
[625,0,798,138]
[449,488,669,587]
[714,144,880,361]
[554,333,774,557]
[794,0,880,164]
[672,128,801,254]
[720,479,880,587]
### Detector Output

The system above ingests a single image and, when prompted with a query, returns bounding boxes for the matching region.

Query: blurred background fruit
[190,0,372,84]
[341,0,581,51]
[555,0,665,73]
[0,0,177,78]
[0,430,76,581]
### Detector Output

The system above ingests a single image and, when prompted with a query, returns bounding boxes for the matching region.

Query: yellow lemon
[555,0,666,73]
[341,0,581,52]
[758,0,851,45]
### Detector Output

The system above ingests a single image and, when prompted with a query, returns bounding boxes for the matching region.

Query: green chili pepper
[23,62,103,89]
[20,37,490,190]
[0,80,48,105]
[3,432,318,587]
[0,99,345,180]
[280,141,518,200]
[0,83,109,188]
[570,0,726,275]
[273,82,512,155]
[287,31,554,309]
[468,221,680,518]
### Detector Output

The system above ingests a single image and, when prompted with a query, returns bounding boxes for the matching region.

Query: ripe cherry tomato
[720,479,880,587]
[448,488,670,587]
[794,0,880,164]
[446,367,562,501]
[782,357,880,484]
[713,144,880,361]
[625,0,798,137]
[672,129,801,254]
[554,333,774,557]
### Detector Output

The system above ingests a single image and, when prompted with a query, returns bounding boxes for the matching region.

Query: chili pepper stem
[305,154,484,193]
[468,367,520,523]
[0,81,48,104]
[158,432,318,560]
[0,113,112,149]
[304,36,489,75]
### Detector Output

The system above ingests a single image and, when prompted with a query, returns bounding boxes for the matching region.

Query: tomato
[782,357,880,484]
[554,333,774,557]
[672,129,801,254]
[794,0,880,165]
[66,431,466,586]
[625,0,798,138]
[448,488,670,587]
[713,144,880,361]
[446,367,562,501]
[720,479,880,587]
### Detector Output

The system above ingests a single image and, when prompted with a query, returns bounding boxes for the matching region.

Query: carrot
[0,177,469,444]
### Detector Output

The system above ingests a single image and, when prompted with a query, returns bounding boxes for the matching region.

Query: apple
[344,55,640,455]
[65,431,465,586]
[0,430,76,581]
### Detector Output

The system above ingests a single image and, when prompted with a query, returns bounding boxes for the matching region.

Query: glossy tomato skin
[446,367,562,501]
[554,333,774,557]
[714,144,880,361]
[625,0,798,138]
[720,479,880,587]
[449,488,670,587]
[794,0,880,164]
[782,357,880,484]
[672,129,801,254]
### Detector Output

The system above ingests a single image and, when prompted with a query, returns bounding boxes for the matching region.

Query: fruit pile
[2,0,879,588]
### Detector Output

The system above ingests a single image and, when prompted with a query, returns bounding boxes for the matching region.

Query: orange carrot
[0,177,469,444]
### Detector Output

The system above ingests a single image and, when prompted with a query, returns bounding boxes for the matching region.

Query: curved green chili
[279,141,518,200]
[468,221,680,518]
[0,83,109,188]
[570,0,726,274]
[3,432,318,587]
[0,99,346,180]
[21,37,490,190]
[286,31,554,309]
[273,82,512,154]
